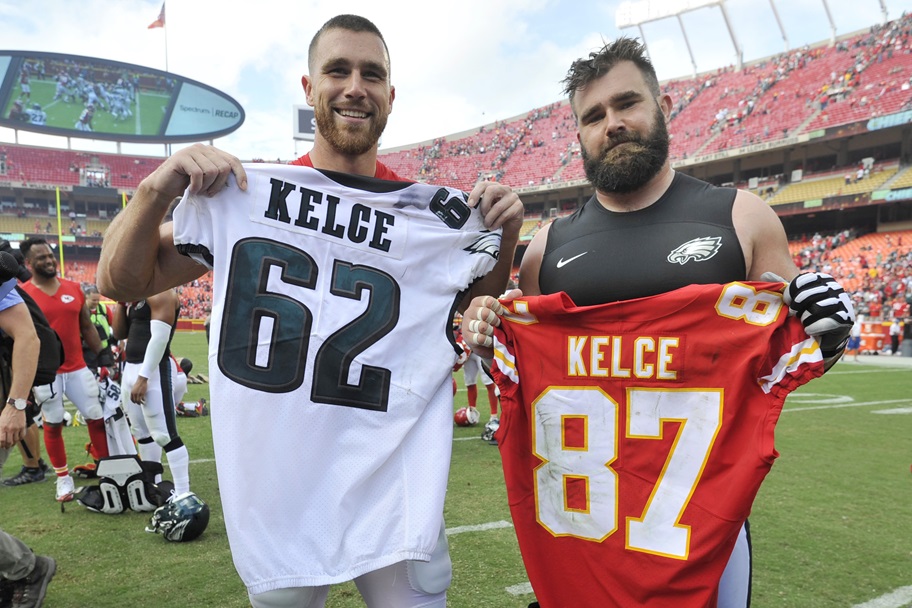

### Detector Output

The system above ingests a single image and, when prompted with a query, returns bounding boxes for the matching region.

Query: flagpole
[164,15,170,156]
[149,2,170,155]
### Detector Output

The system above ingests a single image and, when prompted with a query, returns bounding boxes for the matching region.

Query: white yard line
[505,582,534,596]
[851,586,912,608]
[445,520,513,536]
[784,398,912,413]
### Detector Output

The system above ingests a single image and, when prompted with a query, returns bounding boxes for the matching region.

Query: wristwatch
[6,397,27,411]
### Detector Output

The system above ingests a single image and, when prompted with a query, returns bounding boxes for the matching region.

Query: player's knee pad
[406,529,453,596]
[151,429,173,448]
[249,586,329,608]
[69,369,102,419]
[32,382,57,407]
[76,400,103,421]
[39,399,65,425]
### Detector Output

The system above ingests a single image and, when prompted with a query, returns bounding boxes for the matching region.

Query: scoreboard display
[0,50,244,143]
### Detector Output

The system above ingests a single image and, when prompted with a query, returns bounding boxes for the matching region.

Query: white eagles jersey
[172,164,501,593]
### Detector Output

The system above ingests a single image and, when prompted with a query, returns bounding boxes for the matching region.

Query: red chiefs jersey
[491,283,824,608]
[290,153,408,182]
[22,278,87,373]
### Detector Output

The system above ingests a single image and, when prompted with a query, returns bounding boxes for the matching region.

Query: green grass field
[4,78,168,137]
[1,332,910,607]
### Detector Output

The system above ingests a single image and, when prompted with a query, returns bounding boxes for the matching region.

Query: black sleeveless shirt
[124,301,178,364]
[539,172,746,305]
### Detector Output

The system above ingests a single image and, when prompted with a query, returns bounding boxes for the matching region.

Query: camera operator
[0,251,56,608]
[0,242,49,486]
[0,252,39,452]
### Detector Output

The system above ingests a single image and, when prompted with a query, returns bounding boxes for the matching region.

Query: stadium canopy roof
[613,0,844,77]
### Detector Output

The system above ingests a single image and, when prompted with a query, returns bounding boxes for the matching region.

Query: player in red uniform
[462,38,854,607]
[20,238,114,503]
[19,69,31,104]
[75,104,95,132]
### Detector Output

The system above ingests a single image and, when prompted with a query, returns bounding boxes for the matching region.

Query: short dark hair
[562,37,660,117]
[19,237,49,260]
[308,14,390,75]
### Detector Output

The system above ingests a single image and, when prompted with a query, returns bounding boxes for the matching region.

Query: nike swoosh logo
[556,252,588,268]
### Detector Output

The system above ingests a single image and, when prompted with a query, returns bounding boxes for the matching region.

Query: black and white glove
[764,272,855,359]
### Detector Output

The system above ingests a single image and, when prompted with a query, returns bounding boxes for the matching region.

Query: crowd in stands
[58,260,214,321]
[791,229,912,322]
[174,277,213,320]
[0,144,163,190]
[0,16,909,194]
[381,103,569,190]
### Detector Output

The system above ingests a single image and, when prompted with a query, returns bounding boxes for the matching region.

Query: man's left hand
[779,272,855,358]
[0,406,26,449]
[131,376,149,405]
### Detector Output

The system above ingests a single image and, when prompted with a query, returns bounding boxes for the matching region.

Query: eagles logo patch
[667,237,722,265]
[464,231,500,259]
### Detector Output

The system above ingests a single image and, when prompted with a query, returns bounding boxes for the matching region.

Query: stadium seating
[767,165,899,205]
[792,229,912,303]
[0,144,163,189]
[887,165,912,190]
[703,45,858,153]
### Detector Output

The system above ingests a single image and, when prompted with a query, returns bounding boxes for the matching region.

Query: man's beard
[33,265,57,279]
[314,103,387,156]
[581,107,669,194]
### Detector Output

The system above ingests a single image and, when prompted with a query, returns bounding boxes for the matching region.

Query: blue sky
[0,0,907,161]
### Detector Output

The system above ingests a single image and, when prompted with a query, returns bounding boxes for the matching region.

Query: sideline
[851,585,912,608]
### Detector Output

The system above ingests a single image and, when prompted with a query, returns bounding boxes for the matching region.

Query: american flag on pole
[148,2,165,29]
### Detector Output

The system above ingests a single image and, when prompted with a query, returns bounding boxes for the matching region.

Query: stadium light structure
[877,0,889,24]
[767,0,789,53]
[820,0,837,46]
[615,0,743,76]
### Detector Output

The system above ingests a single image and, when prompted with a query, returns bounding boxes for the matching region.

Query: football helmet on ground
[454,407,480,427]
[146,492,210,542]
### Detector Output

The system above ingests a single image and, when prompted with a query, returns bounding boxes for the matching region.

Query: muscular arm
[0,303,39,448]
[99,205,203,302]
[132,290,179,404]
[0,303,39,400]
[111,302,128,341]
[516,223,550,296]
[148,289,179,326]
[97,144,247,301]
[734,190,853,370]
[79,303,103,355]
[732,190,799,281]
